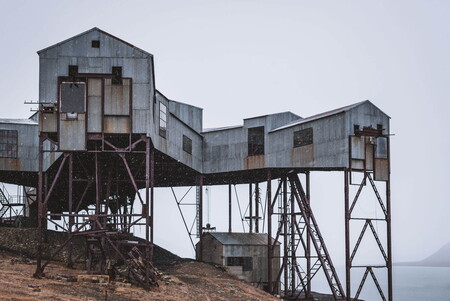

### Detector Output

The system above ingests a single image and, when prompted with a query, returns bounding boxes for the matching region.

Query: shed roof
[205,232,279,246]
[0,118,38,125]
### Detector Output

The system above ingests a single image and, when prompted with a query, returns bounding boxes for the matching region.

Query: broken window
[68,65,78,78]
[0,130,18,158]
[91,40,100,48]
[248,126,264,156]
[293,128,313,148]
[159,103,167,138]
[183,135,192,154]
[226,257,253,272]
[60,82,86,113]
[112,66,122,85]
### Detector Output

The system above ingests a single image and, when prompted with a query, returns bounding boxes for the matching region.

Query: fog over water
[0,0,449,282]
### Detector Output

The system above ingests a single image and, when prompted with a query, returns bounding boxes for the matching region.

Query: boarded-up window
[104,78,130,116]
[248,126,264,156]
[60,82,86,113]
[374,137,389,181]
[375,137,388,158]
[159,103,167,138]
[0,130,18,158]
[293,128,313,148]
[226,257,253,271]
[183,135,192,154]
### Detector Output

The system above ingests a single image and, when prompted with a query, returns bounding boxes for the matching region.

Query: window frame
[182,135,192,154]
[248,126,265,156]
[226,256,253,272]
[59,81,86,114]
[293,127,313,148]
[0,129,18,158]
[159,102,167,138]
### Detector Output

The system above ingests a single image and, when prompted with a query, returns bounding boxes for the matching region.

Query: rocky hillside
[0,227,278,300]
[397,242,450,267]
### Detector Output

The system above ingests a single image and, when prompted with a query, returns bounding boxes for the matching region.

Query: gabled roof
[270,100,389,133]
[205,232,280,246]
[37,27,152,57]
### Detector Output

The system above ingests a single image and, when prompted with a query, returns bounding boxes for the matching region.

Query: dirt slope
[0,248,278,301]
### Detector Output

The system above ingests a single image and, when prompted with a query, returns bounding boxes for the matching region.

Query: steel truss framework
[0,184,35,226]
[34,133,157,288]
[173,180,268,254]
[345,169,392,301]
[267,173,346,301]
[174,165,392,301]
[30,130,391,298]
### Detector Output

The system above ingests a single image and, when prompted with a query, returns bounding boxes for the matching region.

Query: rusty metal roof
[206,232,280,245]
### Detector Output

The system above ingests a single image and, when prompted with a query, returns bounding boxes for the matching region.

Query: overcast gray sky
[0,0,449,264]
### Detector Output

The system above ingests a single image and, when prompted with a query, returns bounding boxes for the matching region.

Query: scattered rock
[77,274,110,284]
[28,284,41,292]
[10,255,32,265]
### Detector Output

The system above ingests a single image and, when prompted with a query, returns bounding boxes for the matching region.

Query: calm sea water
[312,266,450,300]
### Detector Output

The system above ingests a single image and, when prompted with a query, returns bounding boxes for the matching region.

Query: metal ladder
[0,183,11,218]
[196,186,201,237]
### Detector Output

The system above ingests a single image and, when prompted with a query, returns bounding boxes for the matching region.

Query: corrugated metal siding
[60,114,86,150]
[87,78,102,133]
[39,28,154,140]
[0,122,38,172]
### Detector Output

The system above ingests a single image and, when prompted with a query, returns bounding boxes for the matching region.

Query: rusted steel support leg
[95,152,100,224]
[228,184,232,233]
[145,137,151,286]
[344,169,351,301]
[306,171,312,298]
[34,136,44,278]
[282,177,288,296]
[67,153,74,268]
[290,183,296,295]
[249,183,253,233]
[198,176,204,261]
[43,173,48,242]
[387,137,393,301]
[255,182,259,233]
[266,171,272,293]
[150,143,155,246]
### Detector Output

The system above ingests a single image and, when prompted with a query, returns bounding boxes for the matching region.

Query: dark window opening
[248,126,264,156]
[226,257,253,272]
[183,135,192,154]
[68,65,78,78]
[159,103,167,138]
[112,66,122,85]
[91,40,100,48]
[60,82,86,113]
[0,130,18,158]
[293,128,313,148]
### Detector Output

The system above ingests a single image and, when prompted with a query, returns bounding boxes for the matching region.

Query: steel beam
[228,184,232,233]
[267,171,272,293]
